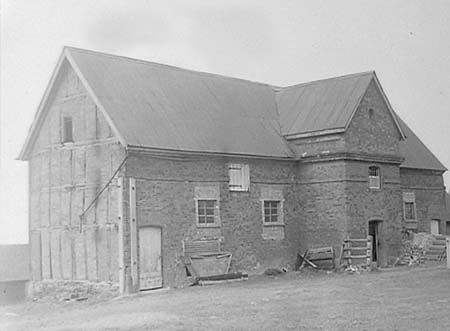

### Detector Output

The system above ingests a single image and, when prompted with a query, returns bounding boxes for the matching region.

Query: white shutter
[228,163,249,191]
[229,164,242,191]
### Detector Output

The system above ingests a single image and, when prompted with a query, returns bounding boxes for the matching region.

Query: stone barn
[19,47,447,294]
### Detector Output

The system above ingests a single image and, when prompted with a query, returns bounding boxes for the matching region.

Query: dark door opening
[368,221,381,263]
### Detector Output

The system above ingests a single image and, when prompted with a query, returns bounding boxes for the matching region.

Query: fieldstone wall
[400,168,446,233]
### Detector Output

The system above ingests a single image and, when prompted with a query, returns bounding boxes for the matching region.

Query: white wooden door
[139,227,162,290]
[430,220,440,235]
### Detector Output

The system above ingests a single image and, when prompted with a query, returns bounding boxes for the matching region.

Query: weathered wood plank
[129,177,138,290]
[117,177,125,292]
[30,232,42,280]
[60,230,73,279]
[41,230,51,279]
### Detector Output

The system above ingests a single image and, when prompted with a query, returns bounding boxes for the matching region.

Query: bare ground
[1,265,450,331]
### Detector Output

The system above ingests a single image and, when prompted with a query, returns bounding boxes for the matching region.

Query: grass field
[1,265,450,330]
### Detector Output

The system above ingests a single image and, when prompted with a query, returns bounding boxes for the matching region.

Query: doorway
[139,226,162,290]
[368,220,381,263]
[430,220,440,235]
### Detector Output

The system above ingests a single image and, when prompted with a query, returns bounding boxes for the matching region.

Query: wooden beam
[117,177,125,293]
[129,177,138,291]
[447,238,450,269]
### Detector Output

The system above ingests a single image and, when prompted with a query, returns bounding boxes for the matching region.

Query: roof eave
[400,165,447,173]
[284,128,346,140]
[17,47,128,161]
[17,48,68,160]
[64,49,127,147]
[127,145,295,161]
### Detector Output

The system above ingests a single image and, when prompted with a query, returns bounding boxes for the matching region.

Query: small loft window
[368,108,374,119]
[63,116,73,143]
[368,166,380,189]
[229,163,250,191]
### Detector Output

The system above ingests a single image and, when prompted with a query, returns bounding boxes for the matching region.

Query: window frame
[368,166,380,189]
[403,192,417,221]
[403,202,416,220]
[261,199,284,226]
[195,198,220,228]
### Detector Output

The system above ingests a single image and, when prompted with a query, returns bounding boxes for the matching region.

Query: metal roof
[66,47,293,158]
[398,117,447,171]
[275,71,407,139]
[18,47,446,173]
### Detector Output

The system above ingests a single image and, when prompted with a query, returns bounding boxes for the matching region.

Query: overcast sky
[1,0,449,244]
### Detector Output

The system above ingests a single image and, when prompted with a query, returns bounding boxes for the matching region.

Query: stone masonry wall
[345,161,403,266]
[295,160,348,256]
[125,153,299,287]
[345,79,401,156]
[28,60,125,285]
[400,168,446,233]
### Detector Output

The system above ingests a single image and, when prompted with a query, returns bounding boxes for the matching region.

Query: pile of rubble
[395,239,427,266]
[394,232,443,266]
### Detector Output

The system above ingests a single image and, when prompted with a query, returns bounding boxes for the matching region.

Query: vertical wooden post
[447,238,449,269]
[367,236,372,266]
[129,177,138,291]
[117,177,125,294]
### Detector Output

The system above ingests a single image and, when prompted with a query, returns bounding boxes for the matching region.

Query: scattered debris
[339,264,372,274]
[264,268,286,276]
[296,246,335,270]
[395,233,447,266]
[196,272,248,286]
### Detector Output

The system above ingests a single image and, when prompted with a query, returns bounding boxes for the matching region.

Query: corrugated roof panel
[68,48,292,158]
[398,117,447,171]
[277,73,373,135]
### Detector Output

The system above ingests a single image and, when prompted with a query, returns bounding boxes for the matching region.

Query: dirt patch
[2,265,450,330]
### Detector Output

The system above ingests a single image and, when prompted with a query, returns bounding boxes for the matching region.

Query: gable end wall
[28,61,125,284]
[344,79,401,156]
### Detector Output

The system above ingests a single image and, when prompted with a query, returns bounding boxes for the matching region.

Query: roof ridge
[64,46,276,89]
[276,71,375,92]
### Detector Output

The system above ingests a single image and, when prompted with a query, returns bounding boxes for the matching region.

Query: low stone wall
[27,280,120,302]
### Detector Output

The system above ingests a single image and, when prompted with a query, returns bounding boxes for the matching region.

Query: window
[197,199,218,225]
[368,166,380,189]
[228,163,250,191]
[63,116,73,143]
[263,200,280,223]
[404,202,416,220]
[368,108,374,119]
[403,192,416,220]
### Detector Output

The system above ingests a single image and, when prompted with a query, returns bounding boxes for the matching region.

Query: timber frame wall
[28,61,125,284]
